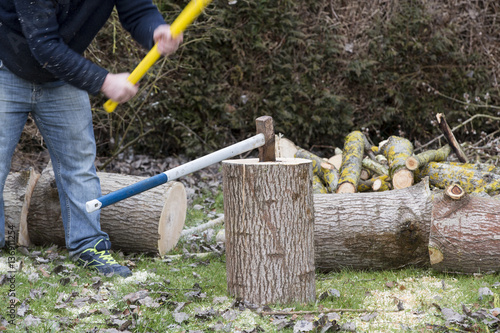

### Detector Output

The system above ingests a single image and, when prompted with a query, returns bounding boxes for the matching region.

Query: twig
[436,113,468,163]
[180,216,224,237]
[261,308,398,316]
[415,113,500,152]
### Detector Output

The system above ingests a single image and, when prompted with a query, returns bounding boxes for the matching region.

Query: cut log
[447,161,500,175]
[327,151,343,170]
[405,144,451,171]
[312,175,328,194]
[295,148,339,193]
[429,184,500,273]
[223,158,316,305]
[436,113,468,163]
[337,131,365,193]
[372,175,391,191]
[357,180,372,192]
[27,164,187,255]
[380,136,414,189]
[359,169,371,181]
[3,168,40,247]
[414,161,500,194]
[357,175,391,192]
[275,135,298,159]
[362,133,378,161]
[314,178,432,271]
[362,156,389,176]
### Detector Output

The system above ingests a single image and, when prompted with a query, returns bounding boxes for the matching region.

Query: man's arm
[14,0,111,95]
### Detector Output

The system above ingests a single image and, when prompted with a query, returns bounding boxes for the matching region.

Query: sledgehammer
[103,0,213,113]
[86,116,275,213]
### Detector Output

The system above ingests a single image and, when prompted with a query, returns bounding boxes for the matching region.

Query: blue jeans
[0,60,109,257]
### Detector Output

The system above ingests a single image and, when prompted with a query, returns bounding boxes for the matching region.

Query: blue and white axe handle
[86,133,266,213]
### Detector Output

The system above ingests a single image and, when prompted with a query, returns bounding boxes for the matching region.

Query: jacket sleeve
[116,0,167,50]
[14,0,109,95]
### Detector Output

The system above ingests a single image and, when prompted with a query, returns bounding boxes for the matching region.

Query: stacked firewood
[277,114,500,197]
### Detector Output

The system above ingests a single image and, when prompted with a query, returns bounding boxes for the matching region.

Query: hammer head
[255,116,276,162]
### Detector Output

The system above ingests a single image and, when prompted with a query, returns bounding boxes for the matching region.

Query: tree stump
[3,168,40,247]
[429,184,500,273]
[314,178,433,271]
[27,164,186,255]
[223,158,316,305]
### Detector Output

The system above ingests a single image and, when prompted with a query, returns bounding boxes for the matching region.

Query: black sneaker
[77,239,132,277]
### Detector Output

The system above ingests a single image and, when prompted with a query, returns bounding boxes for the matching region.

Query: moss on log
[405,145,451,171]
[337,131,365,193]
[447,161,500,175]
[362,156,389,176]
[380,136,414,189]
[312,175,328,194]
[415,161,500,194]
[295,148,339,193]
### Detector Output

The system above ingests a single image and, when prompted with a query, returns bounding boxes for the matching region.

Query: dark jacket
[0,0,166,95]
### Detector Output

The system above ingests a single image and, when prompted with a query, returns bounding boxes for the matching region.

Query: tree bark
[405,144,451,171]
[27,164,187,255]
[380,136,414,189]
[429,185,500,273]
[295,148,339,193]
[3,168,40,247]
[415,162,500,194]
[314,178,432,271]
[337,131,365,193]
[362,157,389,177]
[223,158,316,305]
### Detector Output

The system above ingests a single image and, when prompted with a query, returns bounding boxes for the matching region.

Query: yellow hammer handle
[104,0,213,113]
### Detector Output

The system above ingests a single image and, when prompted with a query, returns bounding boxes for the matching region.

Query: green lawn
[1,191,499,332]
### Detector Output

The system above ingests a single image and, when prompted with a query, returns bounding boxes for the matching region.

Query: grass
[1,189,499,332]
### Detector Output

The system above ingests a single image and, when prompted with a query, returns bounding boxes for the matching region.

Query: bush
[87,0,499,162]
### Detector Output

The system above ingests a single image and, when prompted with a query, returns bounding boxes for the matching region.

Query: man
[0,0,182,277]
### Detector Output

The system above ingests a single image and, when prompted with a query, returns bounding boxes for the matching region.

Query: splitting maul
[86,116,275,213]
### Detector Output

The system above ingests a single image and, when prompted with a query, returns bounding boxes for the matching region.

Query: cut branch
[362,156,389,176]
[436,113,468,163]
[337,131,365,193]
[380,136,414,189]
[295,148,339,193]
[180,216,224,238]
[405,145,451,171]
[415,162,500,194]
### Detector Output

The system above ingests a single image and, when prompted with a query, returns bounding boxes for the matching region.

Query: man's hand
[100,73,139,103]
[154,24,183,56]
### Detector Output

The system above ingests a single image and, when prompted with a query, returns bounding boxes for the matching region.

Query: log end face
[158,182,187,256]
[392,169,414,190]
[336,182,356,194]
[405,156,419,171]
[445,183,465,200]
[429,246,444,265]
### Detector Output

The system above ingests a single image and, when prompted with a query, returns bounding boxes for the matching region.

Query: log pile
[3,119,498,275]
[274,126,500,274]
[276,129,500,197]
